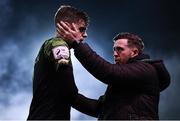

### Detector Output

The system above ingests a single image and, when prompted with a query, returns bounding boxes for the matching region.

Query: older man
[57,22,170,120]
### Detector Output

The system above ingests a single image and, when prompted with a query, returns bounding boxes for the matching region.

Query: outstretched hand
[56,21,83,44]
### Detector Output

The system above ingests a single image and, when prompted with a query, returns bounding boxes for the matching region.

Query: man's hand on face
[56,21,83,44]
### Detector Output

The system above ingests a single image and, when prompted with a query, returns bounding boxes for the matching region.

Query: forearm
[72,93,100,117]
[73,43,153,86]
[74,42,112,84]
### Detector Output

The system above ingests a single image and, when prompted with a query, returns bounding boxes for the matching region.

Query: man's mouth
[114,58,121,64]
[114,58,119,61]
[114,59,119,63]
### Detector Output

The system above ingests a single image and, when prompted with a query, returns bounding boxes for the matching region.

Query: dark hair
[113,32,144,53]
[54,5,89,26]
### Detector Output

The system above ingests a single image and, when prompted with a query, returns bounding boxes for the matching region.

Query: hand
[56,21,83,44]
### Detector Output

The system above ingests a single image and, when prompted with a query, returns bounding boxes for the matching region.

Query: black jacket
[73,42,170,120]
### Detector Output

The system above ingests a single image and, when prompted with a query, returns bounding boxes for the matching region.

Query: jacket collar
[128,53,150,63]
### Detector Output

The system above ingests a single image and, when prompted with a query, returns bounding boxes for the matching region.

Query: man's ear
[131,48,139,58]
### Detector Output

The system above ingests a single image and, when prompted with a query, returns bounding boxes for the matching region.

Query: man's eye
[79,27,86,32]
[113,47,123,52]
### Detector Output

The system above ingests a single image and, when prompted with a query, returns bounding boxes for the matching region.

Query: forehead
[114,39,128,47]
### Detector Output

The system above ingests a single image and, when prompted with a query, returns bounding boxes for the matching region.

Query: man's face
[113,39,136,64]
[72,19,87,41]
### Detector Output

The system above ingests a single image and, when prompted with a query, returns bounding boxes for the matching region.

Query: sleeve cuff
[71,40,81,48]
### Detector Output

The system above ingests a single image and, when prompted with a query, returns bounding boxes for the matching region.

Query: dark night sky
[0,0,180,119]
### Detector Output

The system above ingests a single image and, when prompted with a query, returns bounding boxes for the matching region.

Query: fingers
[56,21,83,42]
[57,22,71,36]
[56,23,68,39]
[60,21,69,31]
[60,21,75,33]
[72,23,79,32]
[56,22,75,41]
[57,23,66,34]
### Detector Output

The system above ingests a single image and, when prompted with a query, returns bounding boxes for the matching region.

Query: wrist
[71,40,81,48]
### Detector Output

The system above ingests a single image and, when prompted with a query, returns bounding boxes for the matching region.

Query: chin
[115,61,121,64]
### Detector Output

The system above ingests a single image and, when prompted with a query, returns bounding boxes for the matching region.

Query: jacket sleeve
[56,64,78,103]
[72,93,102,118]
[44,38,78,102]
[74,43,156,86]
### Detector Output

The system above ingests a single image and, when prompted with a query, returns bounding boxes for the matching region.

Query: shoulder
[134,60,159,82]
[44,38,68,50]
[43,38,69,56]
[127,60,158,79]
[137,60,157,72]
[43,38,71,65]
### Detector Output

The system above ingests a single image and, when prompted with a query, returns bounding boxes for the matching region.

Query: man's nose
[83,32,87,38]
[114,51,118,57]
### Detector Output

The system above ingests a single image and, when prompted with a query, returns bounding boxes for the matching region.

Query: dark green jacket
[27,38,78,120]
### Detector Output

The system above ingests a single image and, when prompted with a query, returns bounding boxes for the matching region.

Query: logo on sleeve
[52,46,69,60]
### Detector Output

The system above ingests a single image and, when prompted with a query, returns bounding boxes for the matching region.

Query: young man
[57,22,171,120]
[27,5,88,120]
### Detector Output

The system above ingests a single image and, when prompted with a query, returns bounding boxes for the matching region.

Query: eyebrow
[79,27,86,32]
[113,46,124,51]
